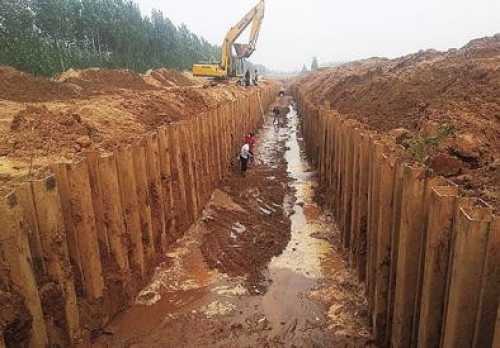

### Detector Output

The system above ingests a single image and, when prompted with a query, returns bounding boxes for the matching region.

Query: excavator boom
[193,0,265,78]
[235,2,265,59]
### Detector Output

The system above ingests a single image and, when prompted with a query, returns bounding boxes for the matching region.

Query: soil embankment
[0,67,273,196]
[292,34,500,210]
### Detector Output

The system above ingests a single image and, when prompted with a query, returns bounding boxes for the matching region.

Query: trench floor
[94,98,373,347]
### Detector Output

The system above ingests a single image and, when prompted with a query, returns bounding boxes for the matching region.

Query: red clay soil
[0,66,272,196]
[5,105,100,159]
[0,66,79,102]
[120,88,213,130]
[293,34,500,211]
[57,68,157,95]
[149,68,197,87]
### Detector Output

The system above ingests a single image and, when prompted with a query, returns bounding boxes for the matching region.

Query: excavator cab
[192,64,227,79]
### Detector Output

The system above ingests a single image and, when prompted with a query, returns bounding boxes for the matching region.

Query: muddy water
[258,106,336,343]
[94,100,371,347]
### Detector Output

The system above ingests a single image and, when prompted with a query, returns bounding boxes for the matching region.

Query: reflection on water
[269,106,332,279]
[261,105,337,337]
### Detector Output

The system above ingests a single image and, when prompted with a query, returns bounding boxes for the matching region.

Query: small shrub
[403,123,455,162]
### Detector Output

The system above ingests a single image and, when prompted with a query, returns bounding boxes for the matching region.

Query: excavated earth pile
[292,34,500,211]
[0,66,271,196]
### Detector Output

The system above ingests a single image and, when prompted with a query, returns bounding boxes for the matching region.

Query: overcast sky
[137,0,500,71]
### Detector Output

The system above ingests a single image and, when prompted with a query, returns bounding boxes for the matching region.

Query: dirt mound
[57,68,156,94]
[145,68,197,87]
[295,34,500,133]
[460,33,500,58]
[293,34,500,210]
[119,88,211,129]
[2,105,100,159]
[0,66,78,102]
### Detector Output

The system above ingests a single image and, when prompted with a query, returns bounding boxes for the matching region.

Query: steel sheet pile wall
[0,85,278,347]
[292,87,500,348]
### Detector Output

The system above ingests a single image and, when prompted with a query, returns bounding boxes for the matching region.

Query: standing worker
[240,142,253,176]
[244,132,256,165]
[253,69,259,85]
[273,106,280,126]
[245,70,251,87]
[244,132,256,153]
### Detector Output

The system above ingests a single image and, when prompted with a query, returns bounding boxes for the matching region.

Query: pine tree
[0,0,223,76]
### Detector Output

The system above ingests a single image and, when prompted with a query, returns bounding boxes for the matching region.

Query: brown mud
[93,99,372,347]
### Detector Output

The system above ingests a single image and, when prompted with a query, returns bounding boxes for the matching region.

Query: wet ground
[93,98,373,347]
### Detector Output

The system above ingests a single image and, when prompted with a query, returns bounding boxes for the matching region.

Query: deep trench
[92,98,372,347]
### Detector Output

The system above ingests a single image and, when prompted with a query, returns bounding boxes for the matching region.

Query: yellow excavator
[192,0,265,79]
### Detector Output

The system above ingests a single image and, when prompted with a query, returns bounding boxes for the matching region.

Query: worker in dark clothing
[245,70,251,86]
[273,106,280,125]
[240,142,253,176]
[253,69,259,85]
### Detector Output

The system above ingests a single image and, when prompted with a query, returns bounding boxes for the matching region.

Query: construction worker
[244,132,256,165]
[273,106,280,125]
[244,132,256,153]
[245,70,251,87]
[240,142,253,176]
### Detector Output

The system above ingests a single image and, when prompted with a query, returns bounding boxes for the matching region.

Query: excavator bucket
[234,43,252,58]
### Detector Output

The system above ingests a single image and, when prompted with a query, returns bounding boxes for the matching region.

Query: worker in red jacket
[244,132,256,153]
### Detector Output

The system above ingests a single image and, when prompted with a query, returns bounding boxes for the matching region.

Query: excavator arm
[222,0,265,65]
[193,0,265,78]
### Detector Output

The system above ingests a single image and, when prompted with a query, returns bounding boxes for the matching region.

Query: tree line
[0,0,221,76]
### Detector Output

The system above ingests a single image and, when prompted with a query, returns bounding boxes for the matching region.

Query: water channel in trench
[94,100,370,347]
[258,104,337,337]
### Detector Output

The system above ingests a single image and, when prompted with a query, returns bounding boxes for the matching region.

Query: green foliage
[0,0,221,76]
[404,124,456,162]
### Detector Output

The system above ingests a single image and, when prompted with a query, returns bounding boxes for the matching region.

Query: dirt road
[93,99,372,347]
